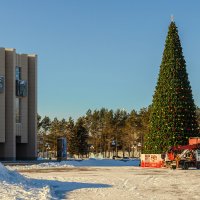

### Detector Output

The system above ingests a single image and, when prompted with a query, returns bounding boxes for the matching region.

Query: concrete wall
[27,55,37,159]
[0,48,5,143]
[16,54,37,160]
[4,49,16,160]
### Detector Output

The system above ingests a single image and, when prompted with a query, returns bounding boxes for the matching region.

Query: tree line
[37,107,200,158]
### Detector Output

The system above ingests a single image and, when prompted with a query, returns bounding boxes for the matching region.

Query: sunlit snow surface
[1,159,200,200]
[10,158,140,170]
[0,159,139,200]
[0,162,51,199]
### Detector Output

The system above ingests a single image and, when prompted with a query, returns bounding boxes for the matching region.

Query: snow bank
[9,162,74,170]
[0,162,26,183]
[38,161,74,168]
[43,158,140,167]
[0,162,51,200]
[9,158,140,170]
[67,158,140,167]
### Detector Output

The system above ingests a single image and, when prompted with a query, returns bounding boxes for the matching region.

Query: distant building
[0,48,37,160]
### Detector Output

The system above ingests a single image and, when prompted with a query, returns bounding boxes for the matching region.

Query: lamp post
[137,142,141,157]
[90,145,94,158]
[45,143,51,159]
[111,140,116,157]
[47,145,51,159]
[131,145,134,158]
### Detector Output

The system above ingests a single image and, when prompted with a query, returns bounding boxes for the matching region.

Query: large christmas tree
[144,21,199,154]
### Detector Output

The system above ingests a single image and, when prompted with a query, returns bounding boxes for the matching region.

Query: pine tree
[144,21,199,154]
[74,118,89,157]
[66,117,75,155]
[68,128,79,156]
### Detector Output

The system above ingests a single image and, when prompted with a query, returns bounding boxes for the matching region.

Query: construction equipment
[164,138,200,170]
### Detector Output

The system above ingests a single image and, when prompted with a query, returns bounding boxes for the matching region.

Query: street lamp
[111,140,116,157]
[131,144,138,158]
[137,142,141,157]
[131,145,134,158]
[47,145,51,159]
[90,145,94,157]
[45,143,51,159]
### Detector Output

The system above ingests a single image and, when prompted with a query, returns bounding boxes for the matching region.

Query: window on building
[16,66,28,97]
[16,98,21,123]
[16,66,21,80]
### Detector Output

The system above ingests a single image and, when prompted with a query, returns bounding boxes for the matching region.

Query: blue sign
[57,137,67,161]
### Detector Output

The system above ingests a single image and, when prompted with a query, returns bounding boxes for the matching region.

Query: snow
[1,159,200,199]
[9,158,140,170]
[0,162,51,199]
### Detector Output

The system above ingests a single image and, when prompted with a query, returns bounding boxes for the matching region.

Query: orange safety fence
[141,160,164,168]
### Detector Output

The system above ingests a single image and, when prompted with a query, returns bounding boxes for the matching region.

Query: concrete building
[0,48,37,160]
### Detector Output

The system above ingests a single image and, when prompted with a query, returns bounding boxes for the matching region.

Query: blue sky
[0,0,200,120]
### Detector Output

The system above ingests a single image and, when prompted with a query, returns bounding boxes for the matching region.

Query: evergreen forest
[37,106,200,158]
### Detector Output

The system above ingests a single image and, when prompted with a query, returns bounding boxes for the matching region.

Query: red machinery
[165,138,200,169]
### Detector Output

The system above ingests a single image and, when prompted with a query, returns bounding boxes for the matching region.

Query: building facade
[0,48,37,160]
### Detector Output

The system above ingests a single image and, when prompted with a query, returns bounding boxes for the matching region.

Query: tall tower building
[0,48,37,160]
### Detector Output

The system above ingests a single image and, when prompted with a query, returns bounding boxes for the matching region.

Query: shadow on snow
[30,178,111,199]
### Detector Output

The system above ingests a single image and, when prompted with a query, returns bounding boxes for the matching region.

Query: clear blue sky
[0,0,200,120]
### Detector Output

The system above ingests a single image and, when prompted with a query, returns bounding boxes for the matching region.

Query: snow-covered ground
[1,159,200,200]
[0,162,51,199]
[9,158,140,170]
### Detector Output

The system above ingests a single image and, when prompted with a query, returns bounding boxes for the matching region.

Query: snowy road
[1,160,200,200]
[20,167,200,200]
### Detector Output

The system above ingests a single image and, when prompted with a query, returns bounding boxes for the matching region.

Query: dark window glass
[16,67,21,80]
[16,136,21,143]
[0,76,4,93]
